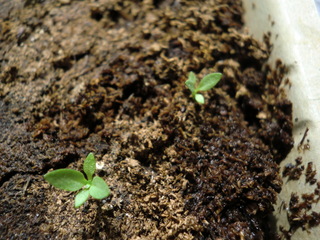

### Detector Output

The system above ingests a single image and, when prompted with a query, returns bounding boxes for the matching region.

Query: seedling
[185,71,222,104]
[44,153,110,208]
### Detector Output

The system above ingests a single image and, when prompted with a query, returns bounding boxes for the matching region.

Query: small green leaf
[83,152,96,181]
[89,176,110,199]
[75,189,90,208]
[196,72,222,92]
[195,93,205,104]
[185,71,197,93]
[44,169,88,191]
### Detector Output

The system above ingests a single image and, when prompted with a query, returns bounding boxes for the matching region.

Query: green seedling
[44,153,110,208]
[185,71,222,104]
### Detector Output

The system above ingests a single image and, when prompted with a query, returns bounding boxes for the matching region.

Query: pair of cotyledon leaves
[185,71,222,104]
[44,153,110,208]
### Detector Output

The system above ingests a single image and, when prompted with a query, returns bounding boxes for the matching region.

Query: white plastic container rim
[315,0,320,15]
[243,0,320,240]
[243,0,320,239]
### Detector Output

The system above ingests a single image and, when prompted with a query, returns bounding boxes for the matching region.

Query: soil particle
[284,192,320,235]
[306,162,317,185]
[283,157,304,181]
[0,0,293,239]
[280,157,320,238]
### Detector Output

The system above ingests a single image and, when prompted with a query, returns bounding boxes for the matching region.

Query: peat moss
[0,0,293,239]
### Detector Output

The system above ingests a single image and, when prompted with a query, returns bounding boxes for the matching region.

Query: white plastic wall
[243,0,320,238]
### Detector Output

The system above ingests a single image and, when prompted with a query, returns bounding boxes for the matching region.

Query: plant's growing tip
[44,153,110,208]
[185,71,222,104]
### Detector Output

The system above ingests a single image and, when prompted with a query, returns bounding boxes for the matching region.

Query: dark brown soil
[0,0,293,239]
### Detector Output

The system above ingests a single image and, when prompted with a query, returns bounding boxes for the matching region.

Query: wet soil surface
[0,0,293,239]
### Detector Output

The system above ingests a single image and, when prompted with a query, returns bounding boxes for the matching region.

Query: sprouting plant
[44,153,110,208]
[185,71,222,104]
